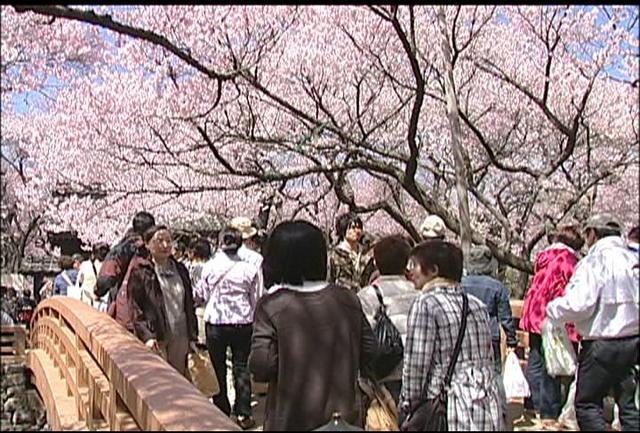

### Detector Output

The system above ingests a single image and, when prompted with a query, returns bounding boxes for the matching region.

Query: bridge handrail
[1,324,27,358]
[29,297,239,431]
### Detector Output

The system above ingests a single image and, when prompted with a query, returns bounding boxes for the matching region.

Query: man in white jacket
[546,213,639,431]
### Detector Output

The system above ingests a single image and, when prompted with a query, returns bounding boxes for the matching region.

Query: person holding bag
[249,220,378,431]
[358,235,418,404]
[126,225,199,376]
[400,240,503,431]
[195,226,263,430]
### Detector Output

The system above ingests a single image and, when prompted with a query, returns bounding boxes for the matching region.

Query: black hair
[555,225,584,251]
[335,212,363,241]
[58,255,75,271]
[189,237,212,260]
[143,225,170,244]
[410,240,464,282]
[628,225,640,243]
[373,235,412,275]
[93,243,110,261]
[263,220,327,287]
[133,211,156,236]
[220,227,243,255]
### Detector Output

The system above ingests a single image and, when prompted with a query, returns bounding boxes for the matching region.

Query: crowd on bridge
[3,209,638,431]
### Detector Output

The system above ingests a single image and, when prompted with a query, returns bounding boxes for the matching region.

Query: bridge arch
[28,297,239,431]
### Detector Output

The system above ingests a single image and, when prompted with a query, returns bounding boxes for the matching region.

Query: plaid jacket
[401,279,503,430]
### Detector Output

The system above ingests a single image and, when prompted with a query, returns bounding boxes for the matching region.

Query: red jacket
[520,243,581,342]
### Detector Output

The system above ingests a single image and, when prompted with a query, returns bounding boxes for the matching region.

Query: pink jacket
[520,243,581,343]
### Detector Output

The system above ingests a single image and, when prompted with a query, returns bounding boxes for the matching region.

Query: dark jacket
[461,274,517,347]
[249,284,378,431]
[328,246,374,293]
[96,230,145,300]
[126,255,198,344]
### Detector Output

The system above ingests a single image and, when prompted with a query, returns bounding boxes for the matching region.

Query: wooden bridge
[1,298,532,431]
[1,298,239,431]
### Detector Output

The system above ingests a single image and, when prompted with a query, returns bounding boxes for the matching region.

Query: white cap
[420,215,446,239]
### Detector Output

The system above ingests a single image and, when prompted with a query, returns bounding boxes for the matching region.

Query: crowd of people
[18,209,639,431]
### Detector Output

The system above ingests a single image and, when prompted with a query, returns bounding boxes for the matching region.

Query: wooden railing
[1,325,27,360]
[28,297,239,431]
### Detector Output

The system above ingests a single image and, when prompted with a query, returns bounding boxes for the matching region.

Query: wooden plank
[510,300,524,319]
[28,348,87,431]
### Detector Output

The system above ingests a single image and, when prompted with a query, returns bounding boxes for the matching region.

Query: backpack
[107,259,135,332]
[371,284,404,379]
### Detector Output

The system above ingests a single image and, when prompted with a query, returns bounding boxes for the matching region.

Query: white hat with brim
[420,215,446,239]
[229,216,258,240]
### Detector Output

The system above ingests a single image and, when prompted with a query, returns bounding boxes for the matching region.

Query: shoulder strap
[91,260,98,278]
[207,260,239,293]
[418,290,469,400]
[371,283,384,307]
[444,291,469,388]
[61,271,74,287]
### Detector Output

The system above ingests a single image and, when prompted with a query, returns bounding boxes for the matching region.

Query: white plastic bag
[541,319,577,377]
[558,379,578,430]
[503,351,531,400]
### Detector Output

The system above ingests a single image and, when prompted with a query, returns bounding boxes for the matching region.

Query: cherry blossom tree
[2,5,638,278]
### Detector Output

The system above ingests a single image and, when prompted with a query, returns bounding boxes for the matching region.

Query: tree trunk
[436,6,472,258]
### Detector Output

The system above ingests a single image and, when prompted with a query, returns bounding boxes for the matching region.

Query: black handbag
[400,291,469,431]
[371,284,404,379]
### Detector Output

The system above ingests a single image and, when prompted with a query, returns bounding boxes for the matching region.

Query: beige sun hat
[229,216,258,240]
[420,214,446,239]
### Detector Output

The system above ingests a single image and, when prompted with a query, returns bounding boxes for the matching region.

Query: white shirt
[78,259,107,305]
[546,236,639,339]
[195,251,263,325]
[238,244,263,268]
[267,280,328,294]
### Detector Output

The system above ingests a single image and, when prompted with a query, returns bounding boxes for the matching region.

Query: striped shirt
[401,278,503,430]
[359,275,419,381]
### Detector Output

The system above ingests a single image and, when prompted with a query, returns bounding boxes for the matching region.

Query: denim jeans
[575,337,640,431]
[524,333,563,418]
[205,323,253,418]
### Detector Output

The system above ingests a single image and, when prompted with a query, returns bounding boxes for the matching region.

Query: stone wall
[1,360,47,431]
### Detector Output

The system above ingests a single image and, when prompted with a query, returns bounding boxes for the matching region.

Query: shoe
[236,416,256,430]
[541,419,562,430]
[513,416,535,428]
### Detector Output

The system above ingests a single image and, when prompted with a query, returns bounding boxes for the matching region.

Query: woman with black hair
[126,225,199,376]
[249,220,378,431]
[401,240,503,430]
[194,226,262,429]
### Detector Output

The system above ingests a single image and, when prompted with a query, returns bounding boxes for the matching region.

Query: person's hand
[189,341,199,353]
[145,339,159,351]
